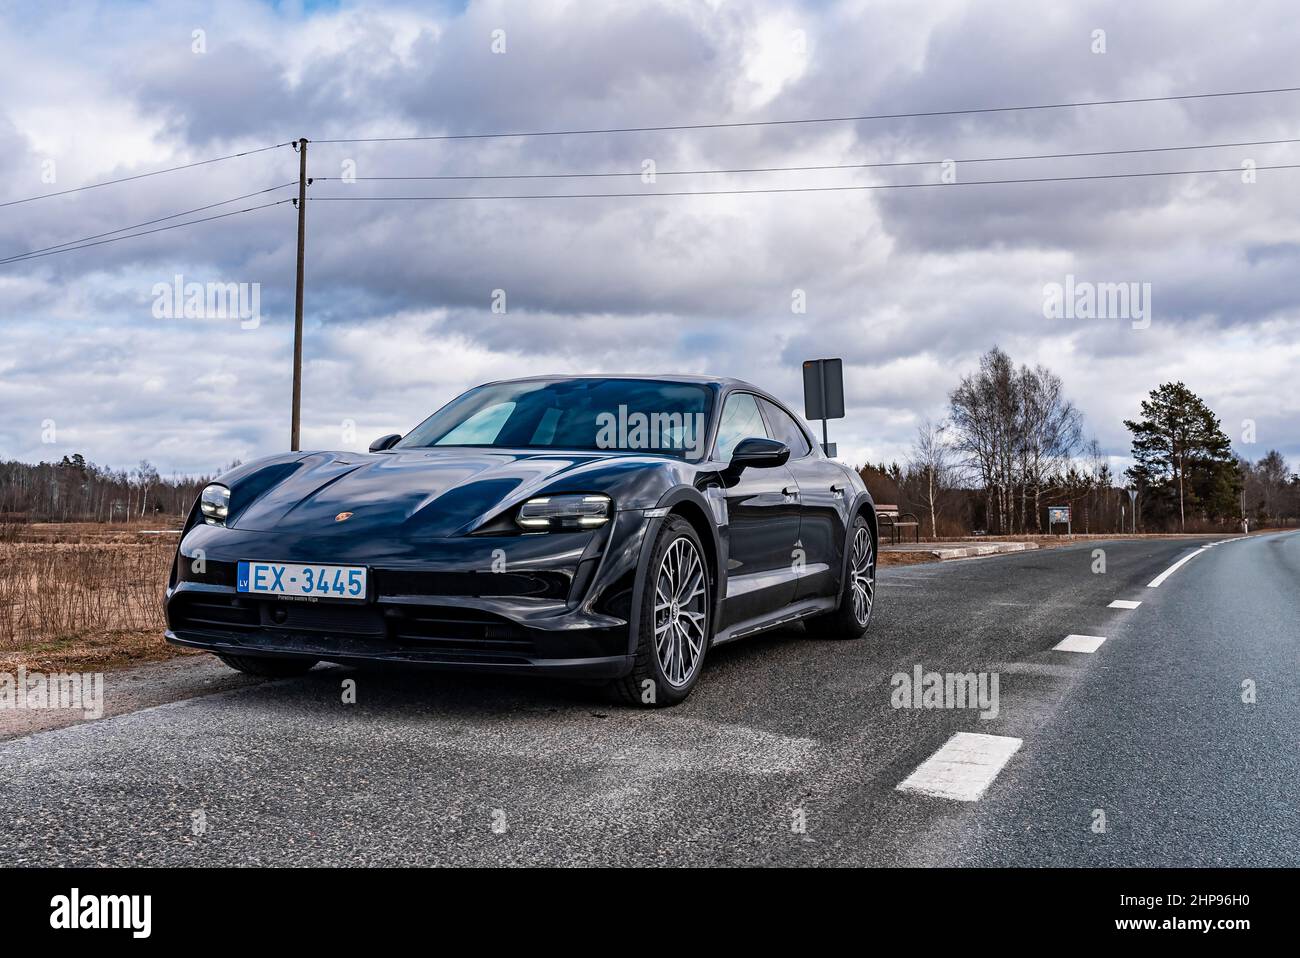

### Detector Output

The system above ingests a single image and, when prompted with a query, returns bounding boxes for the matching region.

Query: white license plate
[237,561,368,601]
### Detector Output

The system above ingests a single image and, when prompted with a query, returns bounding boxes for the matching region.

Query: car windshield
[395,378,715,459]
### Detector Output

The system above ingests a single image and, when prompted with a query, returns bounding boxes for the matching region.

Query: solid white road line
[1146,547,1207,588]
[1108,599,1142,609]
[896,732,1023,802]
[1054,634,1107,653]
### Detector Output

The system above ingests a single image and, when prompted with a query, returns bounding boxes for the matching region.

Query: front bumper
[164,622,633,678]
[165,511,653,678]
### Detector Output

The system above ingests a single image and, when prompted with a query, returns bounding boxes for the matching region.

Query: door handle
[782,485,800,499]
[830,483,846,496]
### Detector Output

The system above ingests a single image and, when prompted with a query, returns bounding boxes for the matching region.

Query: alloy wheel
[849,526,875,626]
[654,536,708,688]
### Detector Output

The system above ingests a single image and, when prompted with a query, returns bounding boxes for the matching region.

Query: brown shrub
[0,528,177,650]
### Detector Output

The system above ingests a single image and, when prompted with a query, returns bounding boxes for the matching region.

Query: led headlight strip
[516,494,610,531]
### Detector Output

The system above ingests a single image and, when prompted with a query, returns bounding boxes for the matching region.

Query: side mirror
[729,436,790,470]
[369,434,402,452]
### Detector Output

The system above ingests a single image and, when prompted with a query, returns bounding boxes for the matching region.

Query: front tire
[610,516,711,707]
[216,653,319,677]
[807,515,875,639]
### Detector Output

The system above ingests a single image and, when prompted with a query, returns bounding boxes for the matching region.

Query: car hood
[229,448,666,538]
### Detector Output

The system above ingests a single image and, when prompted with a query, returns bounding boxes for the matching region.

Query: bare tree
[136,460,160,518]
[1018,364,1084,530]
[908,419,953,537]
[949,347,1085,534]
[1241,450,1291,525]
[949,347,1014,531]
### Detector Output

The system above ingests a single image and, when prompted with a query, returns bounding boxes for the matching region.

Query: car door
[758,397,849,602]
[710,391,801,628]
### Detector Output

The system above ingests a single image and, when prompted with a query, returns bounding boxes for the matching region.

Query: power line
[5,120,1294,265]
[307,162,1300,201]
[313,136,1300,182]
[313,85,1300,143]
[0,200,292,266]
[0,183,297,264]
[0,141,294,209]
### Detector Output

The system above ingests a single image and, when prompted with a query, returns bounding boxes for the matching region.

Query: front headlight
[516,494,611,531]
[200,483,230,525]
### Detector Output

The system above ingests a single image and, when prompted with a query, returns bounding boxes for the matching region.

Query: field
[0,522,193,672]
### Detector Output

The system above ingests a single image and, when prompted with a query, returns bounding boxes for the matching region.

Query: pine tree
[1123,382,1240,530]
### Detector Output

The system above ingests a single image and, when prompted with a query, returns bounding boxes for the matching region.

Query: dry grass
[877,551,943,567]
[0,522,194,671]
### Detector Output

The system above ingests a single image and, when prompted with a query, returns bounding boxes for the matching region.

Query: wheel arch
[836,493,878,608]
[624,486,724,656]
[852,494,878,547]
[665,498,719,594]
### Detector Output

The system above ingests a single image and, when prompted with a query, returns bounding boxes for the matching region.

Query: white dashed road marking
[1054,634,1107,653]
[896,732,1023,802]
[1108,599,1142,609]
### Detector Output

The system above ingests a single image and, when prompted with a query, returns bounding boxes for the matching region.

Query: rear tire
[609,516,711,708]
[216,653,319,677]
[806,515,875,640]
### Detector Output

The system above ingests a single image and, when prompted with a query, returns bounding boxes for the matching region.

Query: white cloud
[0,0,1297,477]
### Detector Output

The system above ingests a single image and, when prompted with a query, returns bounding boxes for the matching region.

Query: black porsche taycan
[165,375,878,705]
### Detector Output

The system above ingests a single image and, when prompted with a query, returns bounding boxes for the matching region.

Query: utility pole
[290,137,309,451]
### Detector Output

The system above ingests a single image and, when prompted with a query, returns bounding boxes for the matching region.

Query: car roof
[481,373,763,391]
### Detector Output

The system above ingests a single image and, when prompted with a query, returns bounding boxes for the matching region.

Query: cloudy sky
[1,0,1298,478]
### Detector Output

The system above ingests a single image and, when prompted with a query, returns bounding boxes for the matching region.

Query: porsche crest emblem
[335,512,353,522]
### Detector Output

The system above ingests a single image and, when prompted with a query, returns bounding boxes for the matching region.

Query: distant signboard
[1048,506,1071,525]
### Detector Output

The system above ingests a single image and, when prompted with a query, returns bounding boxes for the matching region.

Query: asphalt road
[1,532,1296,866]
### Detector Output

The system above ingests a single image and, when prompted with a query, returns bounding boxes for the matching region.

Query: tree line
[859,346,1299,536]
[0,454,227,523]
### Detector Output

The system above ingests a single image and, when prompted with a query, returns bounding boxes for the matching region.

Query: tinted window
[396,378,714,459]
[436,402,515,445]
[759,398,812,458]
[713,392,769,462]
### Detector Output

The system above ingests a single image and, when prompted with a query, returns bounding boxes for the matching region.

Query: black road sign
[802,358,844,457]
[802,358,845,421]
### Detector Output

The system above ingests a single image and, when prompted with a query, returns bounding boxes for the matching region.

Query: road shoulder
[0,654,263,741]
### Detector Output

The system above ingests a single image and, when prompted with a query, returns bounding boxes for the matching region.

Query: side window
[713,393,769,461]
[759,399,812,458]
